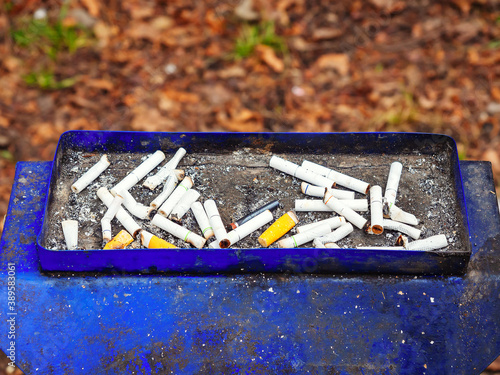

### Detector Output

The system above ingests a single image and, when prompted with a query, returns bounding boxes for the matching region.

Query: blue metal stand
[1,161,499,374]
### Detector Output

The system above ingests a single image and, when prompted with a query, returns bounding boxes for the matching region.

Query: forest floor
[0,0,500,373]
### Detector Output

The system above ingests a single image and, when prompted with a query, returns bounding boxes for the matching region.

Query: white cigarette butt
[323,191,368,230]
[296,216,347,234]
[301,160,370,194]
[158,176,193,217]
[150,173,177,208]
[97,187,142,238]
[405,234,448,251]
[143,148,186,190]
[204,199,227,244]
[220,210,273,248]
[369,185,384,235]
[384,161,403,211]
[295,199,368,212]
[120,190,153,220]
[151,214,206,249]
[383,219,421,239]
[191,202,214,239]
[101,194,124,242]
[389,205,419,226]
[301,183,355,200]
[313,223,354,245]
[62,219,78,250]
[71,155,110,193]
[169,189,200,222]
[277,223,331,248]
[270,156,335,188]
[111,150,165,195]
[313,239,340,248]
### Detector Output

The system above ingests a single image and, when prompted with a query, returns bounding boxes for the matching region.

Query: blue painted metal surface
[0,160,498,374]
[37,131,471,274]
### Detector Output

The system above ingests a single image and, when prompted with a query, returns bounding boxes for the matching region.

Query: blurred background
[0,0,499,373]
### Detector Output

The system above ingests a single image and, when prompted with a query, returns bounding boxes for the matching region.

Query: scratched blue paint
[36,131,471,275]
[0,159,498,374]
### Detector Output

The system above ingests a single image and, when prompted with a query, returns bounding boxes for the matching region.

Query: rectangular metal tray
[37,131,471,274]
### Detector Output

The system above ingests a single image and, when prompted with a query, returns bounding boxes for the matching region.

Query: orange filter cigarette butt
[104,229,134,250]
[141,231,177,249]
[258,211,299,247]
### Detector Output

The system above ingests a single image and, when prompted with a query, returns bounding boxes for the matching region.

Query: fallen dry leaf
[491,87,500,102]
[312,28,343,41]
[235,0,259,21]
[316,53,350,76]
[130,105,176,132]
[80,0,100,17]
[0,116,9,128]
[85,78,114,91]
[218,65,246,79]
[255,45,284,73]
[451,0,471,14]
[217,107,264,132]
[162,90,200,104]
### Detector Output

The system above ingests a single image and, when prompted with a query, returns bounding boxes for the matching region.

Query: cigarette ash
[42,147,465,253]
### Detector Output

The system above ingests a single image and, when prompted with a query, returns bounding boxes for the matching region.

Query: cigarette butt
[405,234,448,251]
[313,223,354,245]
[71,155,110,193]
[296,216,346,234]
[220,210,273,248]
[140,231,177,249]
[301,160,370,194]
[277,223,331,248]
[158,176,194,217]
[191,201,214,240]
[323,191,368,230]
[228,200,280,231]
[121,189,154,220]
[96,187,142,238]
[103,229,134,250]
[301,183,355,200]
[151,214,206,249]
[313,239,340,248]
[61,219,78,250]
[395,235,408,247]
[389,205,419,226]
[169,189,200,223]
[383,219,421,239]
[295,199,368,212]
[111,150,165,195]
[258,211,298,247]
[270,156,335,188]
[150,173,177,208]
[101,194,124,243]
[208,241,220,249]
[384,161,403,211]
[369,185,384,235]
[204,199,227,243]
[173,169,185,180]
[324,242,339,248]
[143,148,187,190]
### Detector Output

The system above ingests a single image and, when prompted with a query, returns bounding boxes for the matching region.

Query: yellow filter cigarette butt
[258,211,298,247]
[104,229,134,250]
[141,230,178,249]
[149,236,177,249]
